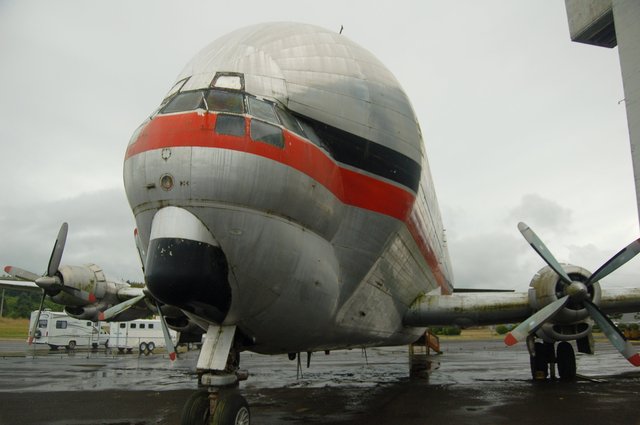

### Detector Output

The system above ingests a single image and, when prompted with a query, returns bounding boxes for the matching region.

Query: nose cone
[145,207,231,323]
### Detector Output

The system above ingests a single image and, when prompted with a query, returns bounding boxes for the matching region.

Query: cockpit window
[211,73,244,90]
[205,90,244,114]
[248,97,279,124]
[296,118,327,150]
[161,91,204,114]
[161,77,190,105]
[275,107,305,137]
[215,114,245,137]
[251,119,284,148]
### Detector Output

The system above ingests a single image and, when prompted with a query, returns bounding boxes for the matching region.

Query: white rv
[110,318,177,353]
[28,310,109,349]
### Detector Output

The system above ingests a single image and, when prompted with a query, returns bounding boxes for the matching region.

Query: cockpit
[154,74,324,151]
[128,72,420,194]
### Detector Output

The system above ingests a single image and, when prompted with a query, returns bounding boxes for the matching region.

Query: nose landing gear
[181,324,251,425]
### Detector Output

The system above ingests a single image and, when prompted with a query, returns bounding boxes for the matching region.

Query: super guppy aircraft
[5,22,640,425]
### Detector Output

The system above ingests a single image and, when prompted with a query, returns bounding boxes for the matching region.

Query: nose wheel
[181,390,250,425]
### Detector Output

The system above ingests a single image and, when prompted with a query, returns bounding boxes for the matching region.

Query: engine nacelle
[528,264,601,342]
[64,303,108,321]
[49,264,116,307]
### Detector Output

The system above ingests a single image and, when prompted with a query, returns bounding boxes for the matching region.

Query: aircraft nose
[145,206,231,323]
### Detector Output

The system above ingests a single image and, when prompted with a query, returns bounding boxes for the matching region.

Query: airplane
[3,21,640,425]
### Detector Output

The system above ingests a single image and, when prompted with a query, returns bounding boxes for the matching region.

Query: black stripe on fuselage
[299,115,422,192]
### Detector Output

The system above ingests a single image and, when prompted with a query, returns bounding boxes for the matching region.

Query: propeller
[3,266,40,283]
[505,222,640,367]
[6,223,69,345]
[133,228,146,273]
[155,301,177,361]
[98,294,146,321]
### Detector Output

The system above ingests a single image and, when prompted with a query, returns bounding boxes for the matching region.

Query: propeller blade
[98,294,145,321]
[504,296,569,346]
[61,286,97,303]
[28,292,47,345]
[584,300,640,366]
[133,228,146,272]
[518,222,573,285]
[155,302,177,361]
[47,223,68,277]
[586,238,640,286]
[4,266,40,282]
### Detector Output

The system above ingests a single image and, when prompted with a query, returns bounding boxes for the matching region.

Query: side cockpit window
[248,97,278,123]
[161,91,205,114]
[247,96,285,148]
[160,77,190,107]
[296,118,327,151]
[275,107,305,138]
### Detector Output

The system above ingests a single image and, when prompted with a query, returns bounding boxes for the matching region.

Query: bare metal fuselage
[123,23,454,354]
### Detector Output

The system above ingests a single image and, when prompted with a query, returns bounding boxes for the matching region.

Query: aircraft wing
[598,287,640,314]
[0,279,40,292]
[403,291,532,328]
[404,287,640,329]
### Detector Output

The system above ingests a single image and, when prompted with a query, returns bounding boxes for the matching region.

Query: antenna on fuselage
[339,25,344,34]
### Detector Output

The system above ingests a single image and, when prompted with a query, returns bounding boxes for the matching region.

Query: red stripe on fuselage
[125,112,449,292]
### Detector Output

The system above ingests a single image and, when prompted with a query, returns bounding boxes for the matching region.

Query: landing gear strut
[527,336,577,380]
[181,325,251,425]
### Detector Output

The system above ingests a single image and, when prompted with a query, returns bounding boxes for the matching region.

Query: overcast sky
[1,1,639,292]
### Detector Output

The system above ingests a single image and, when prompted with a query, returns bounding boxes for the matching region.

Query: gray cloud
[0,188,143,283]
[507,193,573,235]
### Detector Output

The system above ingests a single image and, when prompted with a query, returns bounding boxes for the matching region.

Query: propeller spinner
[505,222,640,367]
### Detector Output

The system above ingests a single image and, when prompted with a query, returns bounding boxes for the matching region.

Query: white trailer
[110,318,177,353]
[28,310,109,350]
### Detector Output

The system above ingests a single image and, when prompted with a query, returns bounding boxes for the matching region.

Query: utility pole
[0,289,4,317]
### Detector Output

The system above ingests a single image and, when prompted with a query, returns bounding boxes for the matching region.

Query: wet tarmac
[2,337,640,424]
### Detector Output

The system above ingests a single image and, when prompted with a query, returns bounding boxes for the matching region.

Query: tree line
[1,289,62,318]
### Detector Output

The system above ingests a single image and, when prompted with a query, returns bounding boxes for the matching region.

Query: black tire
[557,341,577,380]
[148,342,156,352]
[181,391,210,425]
[139,342,148,352]
[530,342,549,380]
[211,393,250,425]
[67,341,76,350]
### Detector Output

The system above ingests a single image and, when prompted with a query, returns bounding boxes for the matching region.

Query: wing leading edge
[403,292,532,328]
